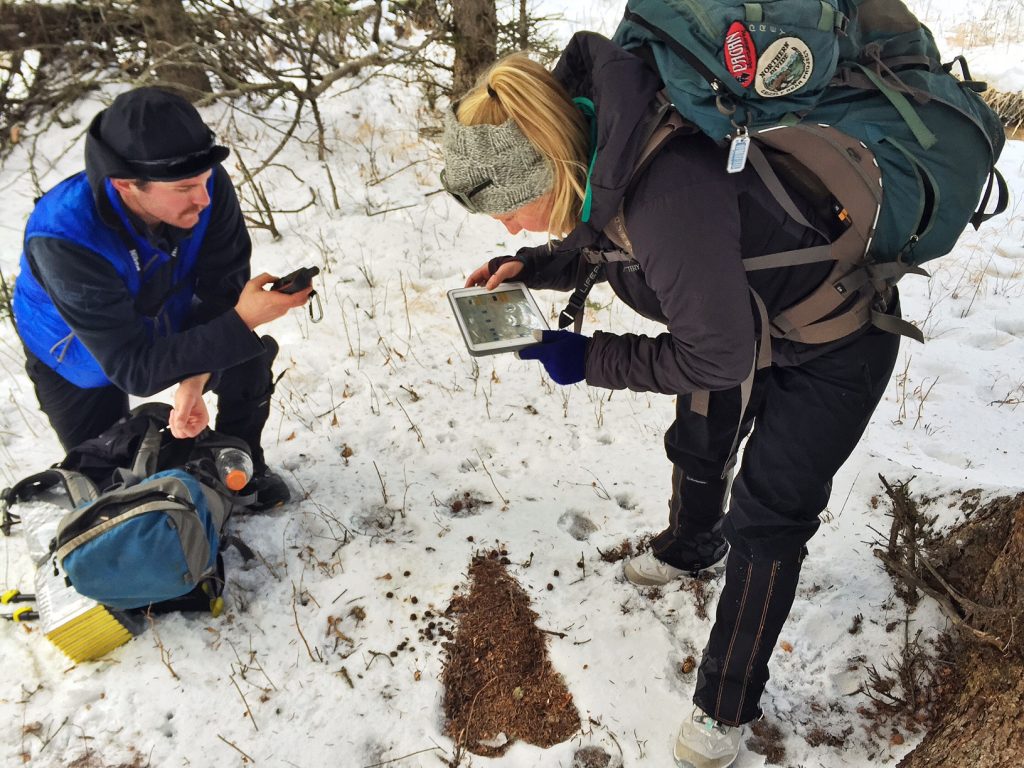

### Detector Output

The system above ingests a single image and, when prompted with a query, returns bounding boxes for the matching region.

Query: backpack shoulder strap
[561,98,693,333]
[1,469,100,535]
[603,97,692,255]
[128,414,165,482]
[741,124,902,344]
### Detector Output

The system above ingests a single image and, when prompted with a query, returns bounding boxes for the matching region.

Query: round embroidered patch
[754,37,814,97]
[723,21,756,89]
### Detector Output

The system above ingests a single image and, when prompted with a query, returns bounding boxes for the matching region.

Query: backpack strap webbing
[603,101,692,257]
[690,288,772,417]
[559,101,692,333]
[130,417,164,481]
[0,469,101,535]
[970,167,1009,229]
[560,262,603,333]
[739,125,933,344]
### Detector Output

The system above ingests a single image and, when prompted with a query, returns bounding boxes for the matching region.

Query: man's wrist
[179,373,211,391]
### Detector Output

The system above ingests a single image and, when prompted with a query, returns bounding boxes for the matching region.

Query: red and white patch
[723,21,756,89]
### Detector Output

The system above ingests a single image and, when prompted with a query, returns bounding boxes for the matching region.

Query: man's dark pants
[23,337,279,472]
[655,321,901,726]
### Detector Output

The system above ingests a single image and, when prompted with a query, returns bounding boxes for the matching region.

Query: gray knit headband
[441,111,553,216]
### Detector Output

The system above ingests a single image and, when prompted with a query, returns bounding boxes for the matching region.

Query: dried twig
[474,450,508,505]
[229,673,259,732]
[372,460,388,506]
[396,398,425,449]
[361,746,440,768]
[217,733,255,763]
[292,597,316,662]
[147,613,179,680]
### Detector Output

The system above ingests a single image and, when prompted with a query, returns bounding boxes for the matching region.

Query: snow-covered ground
[0,2,1021,766]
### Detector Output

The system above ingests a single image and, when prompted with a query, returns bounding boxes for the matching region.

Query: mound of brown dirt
[441,551,580,757]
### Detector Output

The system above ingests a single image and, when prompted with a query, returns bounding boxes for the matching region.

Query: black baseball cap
[87,87,230,182]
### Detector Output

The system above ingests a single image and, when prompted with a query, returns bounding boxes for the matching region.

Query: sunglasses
[440,169,492,214]
[128,130,219,177]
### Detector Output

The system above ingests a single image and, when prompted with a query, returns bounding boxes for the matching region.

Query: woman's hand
[465,258,525,290]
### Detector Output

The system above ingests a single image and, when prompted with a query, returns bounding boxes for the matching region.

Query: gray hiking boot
[624,535,728,586]
[673,706,743,768]
[624,551,689,586]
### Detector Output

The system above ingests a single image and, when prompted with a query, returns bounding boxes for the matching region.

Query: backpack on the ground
[594,0,1009,344]
[0,403,255,613]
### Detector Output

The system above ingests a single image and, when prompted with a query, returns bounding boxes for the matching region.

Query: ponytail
[456,54,589,237]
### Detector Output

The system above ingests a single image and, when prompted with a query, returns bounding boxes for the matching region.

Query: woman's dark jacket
[515,33,852,395]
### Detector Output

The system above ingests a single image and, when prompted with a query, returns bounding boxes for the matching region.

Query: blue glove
[517,330,589,385]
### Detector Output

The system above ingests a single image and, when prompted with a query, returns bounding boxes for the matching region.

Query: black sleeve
[25,236,265,397]
[513,242,584,292]
[189,165,252,325]
[584,148,756,394]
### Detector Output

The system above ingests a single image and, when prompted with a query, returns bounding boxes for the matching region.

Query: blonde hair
[456,53,590,237]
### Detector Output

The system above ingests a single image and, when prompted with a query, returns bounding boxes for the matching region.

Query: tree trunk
[451,0,497,97]
[517,0,528,50]
[898,646,1024,767]
[135,0,211,96]
[896,494,1024,767]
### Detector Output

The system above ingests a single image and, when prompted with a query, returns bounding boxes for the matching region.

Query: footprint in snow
[558,510,598,541]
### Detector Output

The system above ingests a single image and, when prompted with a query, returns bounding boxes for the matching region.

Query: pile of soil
[441,551,580,757]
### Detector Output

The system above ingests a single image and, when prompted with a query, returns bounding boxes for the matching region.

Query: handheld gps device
[271,266,320,294]
[447,282,548,356]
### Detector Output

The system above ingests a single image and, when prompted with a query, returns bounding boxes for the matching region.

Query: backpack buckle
[0,494,19,537]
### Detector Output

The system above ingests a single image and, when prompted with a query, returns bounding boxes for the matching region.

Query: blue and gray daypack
[600,0,1008,344]
[0,403,254,613]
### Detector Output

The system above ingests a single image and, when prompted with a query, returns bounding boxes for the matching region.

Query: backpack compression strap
[744,124,929,344]
[0,469,101,535]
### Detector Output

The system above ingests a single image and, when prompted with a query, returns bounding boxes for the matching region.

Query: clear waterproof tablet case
[448,283,548,356]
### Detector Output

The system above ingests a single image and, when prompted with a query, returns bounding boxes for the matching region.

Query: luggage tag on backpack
[726,128,750,174]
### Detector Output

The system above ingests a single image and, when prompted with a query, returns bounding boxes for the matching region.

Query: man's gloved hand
[517,330,589,385]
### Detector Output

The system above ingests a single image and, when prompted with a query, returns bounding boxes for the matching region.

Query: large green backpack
[609,0,1009,343]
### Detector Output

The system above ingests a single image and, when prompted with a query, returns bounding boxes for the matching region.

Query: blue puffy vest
[13,172,214,388]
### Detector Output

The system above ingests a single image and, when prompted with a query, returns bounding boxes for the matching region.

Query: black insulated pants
[660,319,900,724]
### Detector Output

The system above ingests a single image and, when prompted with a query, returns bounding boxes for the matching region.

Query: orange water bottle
[215,447,253,491]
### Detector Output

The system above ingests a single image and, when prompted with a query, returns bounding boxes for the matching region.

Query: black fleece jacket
[515,33,847,396]
[23,128,264,396]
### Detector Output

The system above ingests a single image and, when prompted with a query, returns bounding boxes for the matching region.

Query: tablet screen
[453,288,544,345]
